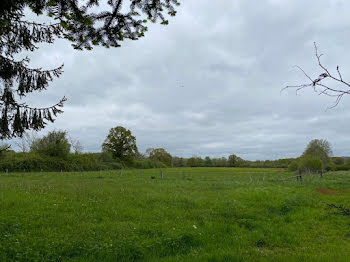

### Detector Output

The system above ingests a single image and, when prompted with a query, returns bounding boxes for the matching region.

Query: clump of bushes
[288,156,323,174]
[288,161,299,172]
[0,152,124,172]
[30,130,71,158]
[298,155,323,173]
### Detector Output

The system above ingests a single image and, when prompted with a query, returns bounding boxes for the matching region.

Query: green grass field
[0,168,349,261]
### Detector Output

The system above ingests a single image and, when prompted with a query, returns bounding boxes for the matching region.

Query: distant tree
[68,135,83,154]
[14,131,38,152]
[144,148,155,158]
[332,157,345,165]
[0,0,180,139]
[102,126,138,162]
[148,148,172,166]
[172,156,186,167]
[204,156,212,167]
[228,154,238,167]
[212,157,228,167]
[30,130,71,158]
[134,151,146,160]
[186,157,197,167]
[302,139,332,164]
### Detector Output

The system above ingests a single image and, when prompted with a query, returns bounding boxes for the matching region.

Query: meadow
[0,167,349,261]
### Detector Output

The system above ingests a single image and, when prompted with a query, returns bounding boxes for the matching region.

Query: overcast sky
[10,0,350,160]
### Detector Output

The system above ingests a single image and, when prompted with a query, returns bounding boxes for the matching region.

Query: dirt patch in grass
[317,187,339,195]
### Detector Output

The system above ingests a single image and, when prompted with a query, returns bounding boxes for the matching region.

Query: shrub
[288,161,299,172]
[331,164,350,171]
[30,130,71,158]
[148,148,172,167]
[298,155,323,173]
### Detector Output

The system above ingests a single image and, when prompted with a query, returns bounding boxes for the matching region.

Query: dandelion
[192,225,197,229]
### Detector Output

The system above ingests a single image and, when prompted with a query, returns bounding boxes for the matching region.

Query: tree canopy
[148,148,172,166]
[102,126,138,162]
[302,139,332,164]
[30,130,71,157]
[0,0,179,139]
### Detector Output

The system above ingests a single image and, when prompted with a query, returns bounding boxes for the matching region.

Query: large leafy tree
[102,126,138,161]
[0,0,179,139]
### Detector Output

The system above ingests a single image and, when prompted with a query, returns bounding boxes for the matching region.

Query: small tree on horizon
[302,139,332,165]
[228,154,238,167]
[148,148,172,167]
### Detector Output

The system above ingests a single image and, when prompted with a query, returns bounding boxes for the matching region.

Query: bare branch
[283,42,350,108]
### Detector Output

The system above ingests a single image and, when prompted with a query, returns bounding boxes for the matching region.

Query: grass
[0,167,350,261]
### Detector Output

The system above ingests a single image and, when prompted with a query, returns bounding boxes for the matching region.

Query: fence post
[250,174,253,182]
[40,169,43,176]
[120,170,122,177]
[23,169,25,177]
[99,170,102,178]
[160,170,163,179]
[6,169,8,176]
[61,169,63,175]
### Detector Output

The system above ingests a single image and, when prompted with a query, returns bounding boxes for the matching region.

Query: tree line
[1,126,348,172]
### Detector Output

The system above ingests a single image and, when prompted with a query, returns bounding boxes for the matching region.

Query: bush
[30,130,71,158]
[0,152,126,172]
[331,164,350,171]
[288,161,299,172]
[298,155,323,173]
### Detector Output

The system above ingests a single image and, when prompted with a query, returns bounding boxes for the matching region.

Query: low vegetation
[4,130,350,173]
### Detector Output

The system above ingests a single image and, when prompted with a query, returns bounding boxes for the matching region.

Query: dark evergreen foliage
[0,0,179,139]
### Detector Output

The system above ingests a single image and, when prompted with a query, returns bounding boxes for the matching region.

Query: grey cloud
[9,0,350,160]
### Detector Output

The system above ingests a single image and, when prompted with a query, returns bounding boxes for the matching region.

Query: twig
[283,42,350,108]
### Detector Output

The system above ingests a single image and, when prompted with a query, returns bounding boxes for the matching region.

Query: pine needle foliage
[0,0,179,139]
